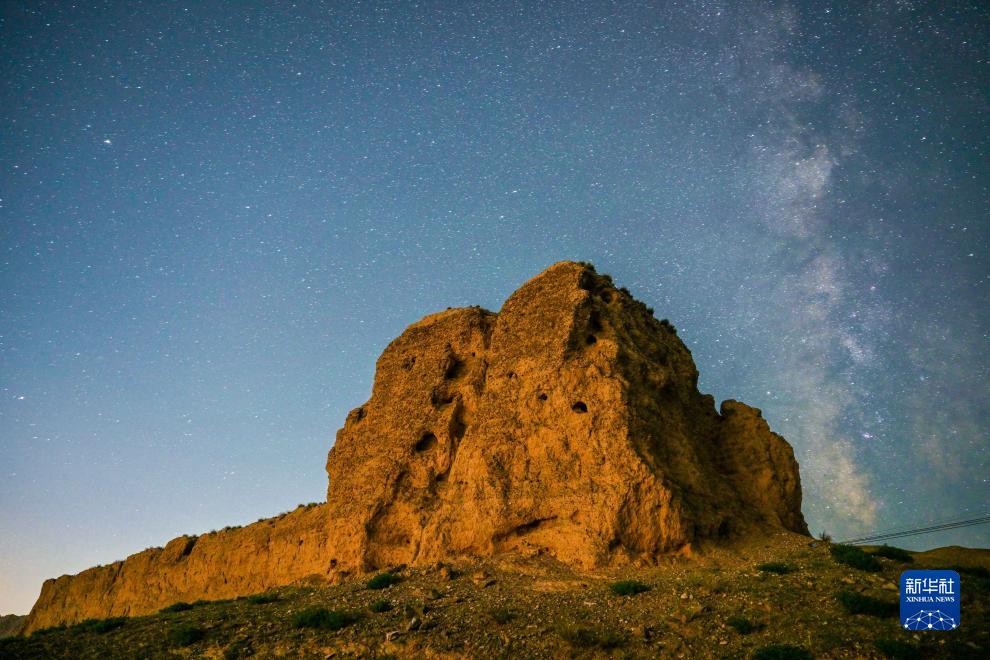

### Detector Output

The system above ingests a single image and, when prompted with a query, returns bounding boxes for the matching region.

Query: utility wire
[839,513,990,544]
[841,515,990,545]
[835,512,989,540]
[844,515,990,544]
[847,519,990,545]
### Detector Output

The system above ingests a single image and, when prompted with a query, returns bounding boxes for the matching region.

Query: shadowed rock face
[324,261,808,573]
[22,261,807,633]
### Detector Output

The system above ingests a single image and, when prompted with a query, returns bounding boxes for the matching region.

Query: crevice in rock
[415,433,437,453]
[589,310,603,333]
[430,388,455,407]
[448,411,467,441]
[495,516,557,542]
[572,401,588,413]
[444,356,465,380]
[179,537,196,558]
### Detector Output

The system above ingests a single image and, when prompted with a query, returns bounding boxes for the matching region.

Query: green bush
[609,579,651,596]
[160,601,194,613]
[875,638,915,659]
[726,615,760,634]
[557,623,625,649]
[168,624,205,647]
[366,572,401,590]
[837,590,897,617]
[757,562,793,574]
[291,607,357,631]
[246,592,279,605]
[72,617,127,634]
[871,545,913,563]
[830,544,882,572]
[369,599,392,613]
[223,639,251,660]
[751,644,813,660]
[488,607,515,624]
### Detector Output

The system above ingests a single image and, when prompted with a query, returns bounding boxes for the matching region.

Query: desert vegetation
[2,537,985,659]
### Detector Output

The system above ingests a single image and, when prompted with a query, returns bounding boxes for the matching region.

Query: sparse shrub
[726,615,760,634]
[72,617,127,634]
[837,590,897,617]
[369,599,392,613]
[246,592,279,605]
[609,579,651,596]
[557,623,625,649]
[752,645,813,660]
[830,544,882,572]
[950,564,990,578]
[875,638,915,659]
[818,530,832,544]
[169,624,205,647]
[488,607,515,624]
[757,562,793,574]
[223,638,251,660]
[366,572,401,590]
[160,601,194,613]
[291,607,357,630]
[871,545,913,562]
[31,624,67,636]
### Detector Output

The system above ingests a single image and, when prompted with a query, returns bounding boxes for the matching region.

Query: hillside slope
[3,535,987,659]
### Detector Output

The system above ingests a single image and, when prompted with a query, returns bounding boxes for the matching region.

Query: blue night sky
[1,1,987,613]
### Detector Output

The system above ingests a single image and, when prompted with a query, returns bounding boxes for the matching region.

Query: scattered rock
[471,571,496,588]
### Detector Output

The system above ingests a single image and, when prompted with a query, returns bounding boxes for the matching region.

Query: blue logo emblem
[900,570,960,630]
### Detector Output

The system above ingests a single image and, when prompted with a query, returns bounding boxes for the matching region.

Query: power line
[841,515,990,545]
[834,512,988,540]
[843,515,990,544]
[847,518,990,545]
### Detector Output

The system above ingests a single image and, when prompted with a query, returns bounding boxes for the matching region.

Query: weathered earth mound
[21,261,808,634]
[325,261,808,574]
[22,504,329,634]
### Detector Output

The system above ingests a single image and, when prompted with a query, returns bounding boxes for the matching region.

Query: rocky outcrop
[0,614,26,638]
[22,261,808,634]
[324,262,808,573]
[22,504,328,634]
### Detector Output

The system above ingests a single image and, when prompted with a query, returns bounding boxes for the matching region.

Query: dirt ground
[2,531,987,659]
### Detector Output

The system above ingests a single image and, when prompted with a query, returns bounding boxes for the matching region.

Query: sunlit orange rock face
[324,261,808,573]
[23,261,807,633]
[23,504,329,633]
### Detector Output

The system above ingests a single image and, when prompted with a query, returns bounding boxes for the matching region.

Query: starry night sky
[1,1,988,614]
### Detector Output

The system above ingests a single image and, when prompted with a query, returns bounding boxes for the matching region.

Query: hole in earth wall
[415,432,438,452]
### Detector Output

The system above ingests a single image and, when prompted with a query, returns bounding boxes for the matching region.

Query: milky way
[1,1,987,613]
